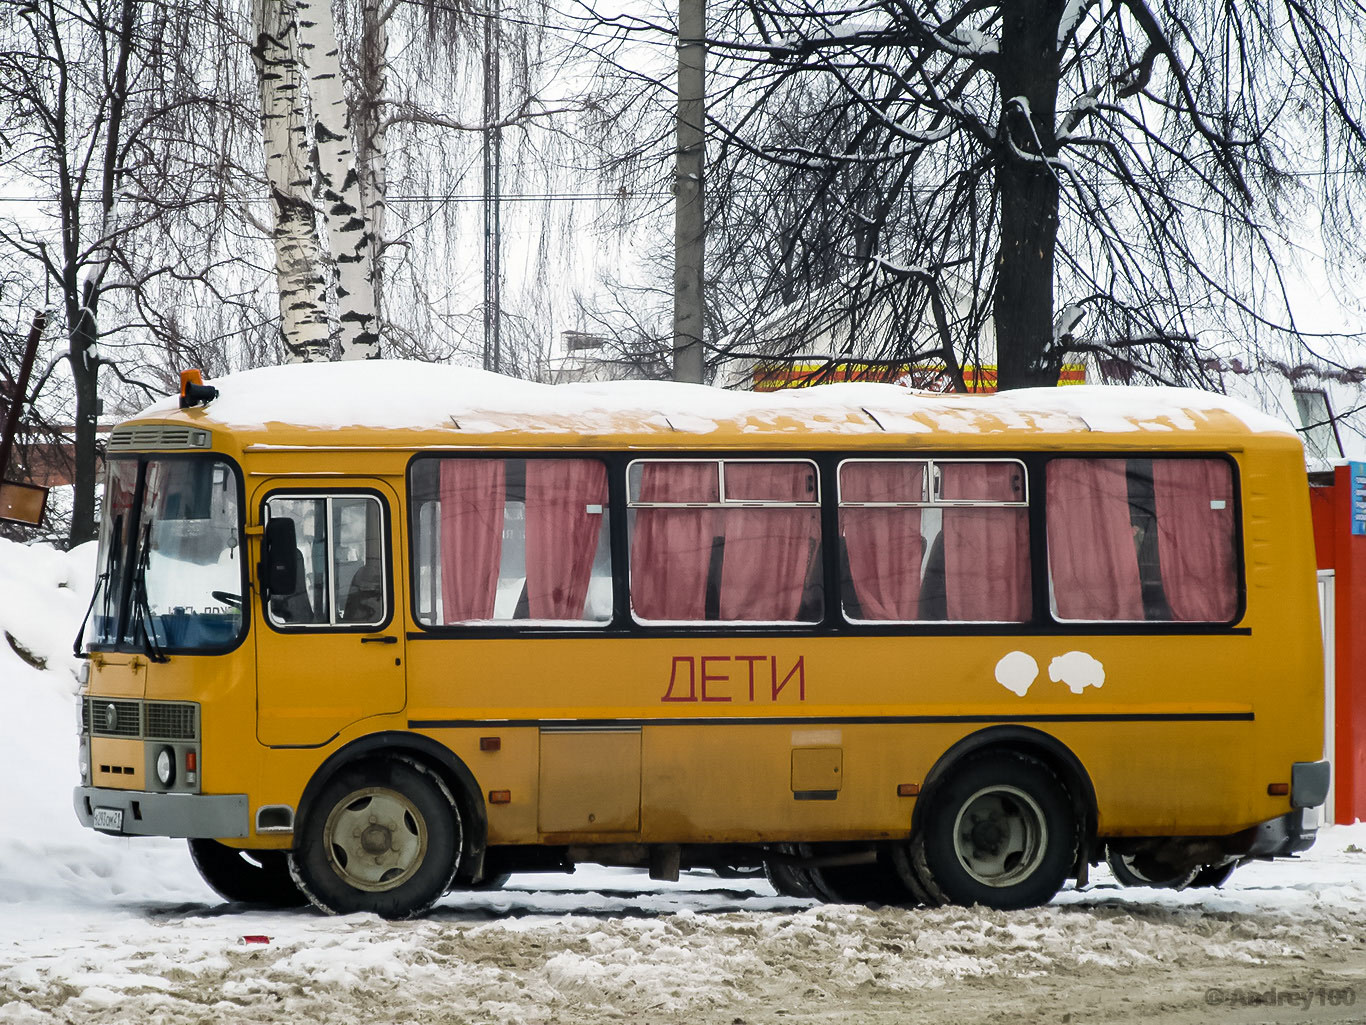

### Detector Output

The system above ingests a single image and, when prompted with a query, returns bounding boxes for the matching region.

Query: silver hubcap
[952,785,1047,887]
[323,788,428,892]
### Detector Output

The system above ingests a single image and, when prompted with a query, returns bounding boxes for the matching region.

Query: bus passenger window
[939,462,1031,621]
[838,459,1030,623]
[335,498,385,624]
[1045,457,1237,622]
[264,495,387,628]
[628,459,822,623]
[407,458,611,626]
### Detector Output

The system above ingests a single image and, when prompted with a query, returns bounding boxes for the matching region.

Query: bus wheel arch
[899,727,1098,908]
[295,733,490,893]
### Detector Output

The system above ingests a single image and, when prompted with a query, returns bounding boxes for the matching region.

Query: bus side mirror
[261,518,300,598]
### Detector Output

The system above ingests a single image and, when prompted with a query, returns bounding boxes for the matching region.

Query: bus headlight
[155,746,176,787]
[78,750,89,780]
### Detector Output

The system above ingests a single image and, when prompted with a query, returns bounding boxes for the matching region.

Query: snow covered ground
[3,537,1365,1023]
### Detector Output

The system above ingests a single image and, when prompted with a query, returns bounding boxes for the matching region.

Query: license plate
[92,807,124,832]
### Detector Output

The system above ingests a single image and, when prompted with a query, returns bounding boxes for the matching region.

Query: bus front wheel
[289,757,462,918]
[897,752,1076,910]
[188,839,307,907]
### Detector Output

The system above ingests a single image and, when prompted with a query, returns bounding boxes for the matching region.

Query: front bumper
[73,786,248,839]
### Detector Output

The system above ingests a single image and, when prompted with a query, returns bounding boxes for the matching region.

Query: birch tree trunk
[252,0,331,364]
[353,0,387,332]
[295,0,381,360]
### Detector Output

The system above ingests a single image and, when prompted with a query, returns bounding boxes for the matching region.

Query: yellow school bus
[72,361,1329,916]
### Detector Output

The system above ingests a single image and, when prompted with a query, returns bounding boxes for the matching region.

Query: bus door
[252,482,406,747]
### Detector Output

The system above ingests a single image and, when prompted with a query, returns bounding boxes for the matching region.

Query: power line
[0,191,641,204]
[2,165,1364,207]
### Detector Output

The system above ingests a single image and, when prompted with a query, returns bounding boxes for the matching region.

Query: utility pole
[673,0,705,384]
[482,0,502,374]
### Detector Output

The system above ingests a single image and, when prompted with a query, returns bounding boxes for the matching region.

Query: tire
[1105,846,1198,890]
[188,839,308,908]
[452,872,513,892]
[904,752,1076,910]
[762,844,823,899]
[888,840,943,907]
[289,757,462,918]
[449,846,516,891]
[468,873,513,891]
[1189,860,1237,889]
[807,844,920,906]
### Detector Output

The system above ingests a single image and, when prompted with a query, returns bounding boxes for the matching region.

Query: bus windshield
[91,455,244,653]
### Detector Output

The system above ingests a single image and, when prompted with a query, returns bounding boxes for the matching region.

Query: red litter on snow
[241,935,271,945]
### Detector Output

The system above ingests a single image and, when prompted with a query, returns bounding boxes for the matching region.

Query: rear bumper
[1228,807,1319,859]
[73,786,248,839]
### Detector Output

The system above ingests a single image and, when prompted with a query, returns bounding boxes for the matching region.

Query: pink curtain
[1151,459,1237,621]
[525,460,608,619]
[839,462,926,620]
[940,463,1031,621]
[630,462,718,620]
[1046,459,1143,620]
[718,463,820,621]
[438,460,505,622]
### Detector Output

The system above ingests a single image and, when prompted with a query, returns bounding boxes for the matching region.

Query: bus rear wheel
[188,839,307,908]
[805,844,920,906]
[763,844,822,899]
[1104,846,1198,889]
[289,757,461,918]
[899,752,1076,910]
[1189,860,1237,888]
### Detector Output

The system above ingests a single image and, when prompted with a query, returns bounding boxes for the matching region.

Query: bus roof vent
[107,425,212,452]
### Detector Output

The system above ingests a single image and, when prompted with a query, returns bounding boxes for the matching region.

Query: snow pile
[133,359,1297,439]
[1,537,92,847]
[0,538,213,913]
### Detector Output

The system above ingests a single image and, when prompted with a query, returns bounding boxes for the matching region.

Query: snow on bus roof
[135,360,1297,439]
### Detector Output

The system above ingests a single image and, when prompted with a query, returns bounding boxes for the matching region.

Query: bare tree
[578,0,1366,390]
[250,0,600,370]
[355,0,604,374]
[0,0,266,543]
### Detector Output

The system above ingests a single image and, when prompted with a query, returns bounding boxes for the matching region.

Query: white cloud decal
[995,651,1040,697]
[1049,651,1106,694]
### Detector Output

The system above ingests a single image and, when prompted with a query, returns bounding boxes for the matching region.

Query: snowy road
[4,541,1365,1023]
[2,831,1365,1024]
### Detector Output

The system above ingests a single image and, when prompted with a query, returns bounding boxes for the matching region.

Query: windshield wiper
[72,514,121,659]
[131,520,169,664]
[72,570,106,659]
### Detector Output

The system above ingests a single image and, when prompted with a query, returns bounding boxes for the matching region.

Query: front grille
[91,699,141,738]
[85,698,200,740]
[107,425,212,451]
[145,702,197,740]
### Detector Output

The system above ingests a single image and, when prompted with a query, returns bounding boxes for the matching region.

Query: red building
[1310,465,1366,823]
